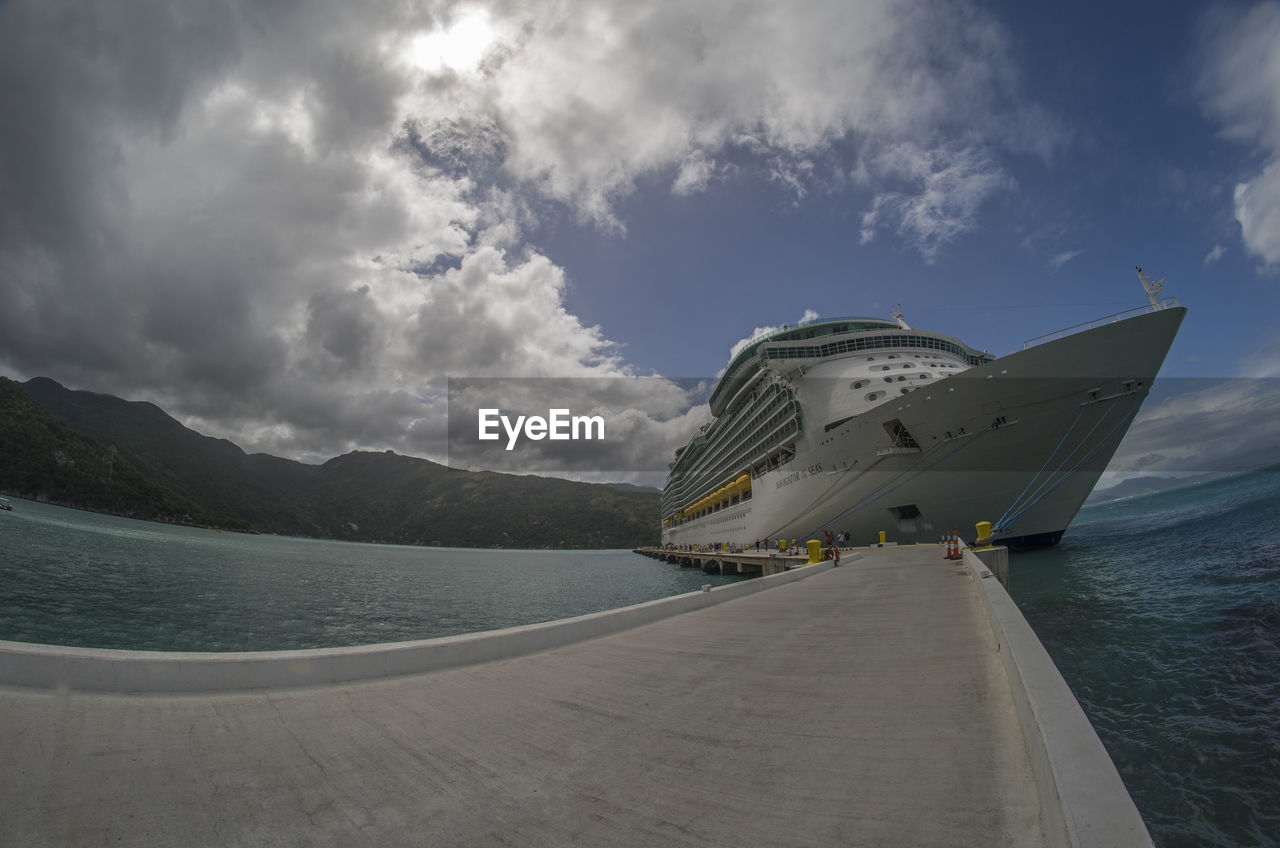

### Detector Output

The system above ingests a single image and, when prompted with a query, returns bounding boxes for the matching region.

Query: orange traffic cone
[947,527,961,560]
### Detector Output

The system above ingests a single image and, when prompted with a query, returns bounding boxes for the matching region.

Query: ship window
[851,380,864,389]
[888,355,897,359]
[884,376,893,383]
[897,376,906,381]
[902,362,914,368]
[918,374,929,380]
[866,356,875,361]
[865,392,880,402]
[900,387,910,395]
[888,504,921,520]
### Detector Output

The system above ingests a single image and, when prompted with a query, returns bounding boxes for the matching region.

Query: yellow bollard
[779,538,786,552]
[806,539,821,563]
[878,530,886,546]
[975,521,992,547]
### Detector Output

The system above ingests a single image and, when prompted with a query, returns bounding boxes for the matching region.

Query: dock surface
[1,545,1046,846]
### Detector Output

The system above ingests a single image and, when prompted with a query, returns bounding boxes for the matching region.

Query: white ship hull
[662,305,1185,548]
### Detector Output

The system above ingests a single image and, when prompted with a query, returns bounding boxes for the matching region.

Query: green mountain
[3,377,659,548]
[0,377,207,522]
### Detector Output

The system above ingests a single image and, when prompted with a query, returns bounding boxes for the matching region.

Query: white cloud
[1198,3,1280,269]
[1204,243,1226,265]
[1234,161,1280,268]
[671,151,717,196]
[1049,249,1082,270]
[859,144,1014,262]
[474,0,1041,237]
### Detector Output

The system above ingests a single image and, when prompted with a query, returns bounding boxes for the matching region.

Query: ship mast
[892,304,911,330]
[1136,266,1166,310]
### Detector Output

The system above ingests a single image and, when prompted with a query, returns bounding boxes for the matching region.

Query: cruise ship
[660,270,1186,549]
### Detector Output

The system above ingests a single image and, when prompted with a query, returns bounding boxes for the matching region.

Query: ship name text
[776,463,823,489]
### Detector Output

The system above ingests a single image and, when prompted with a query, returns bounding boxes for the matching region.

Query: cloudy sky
[2,0,1279,483]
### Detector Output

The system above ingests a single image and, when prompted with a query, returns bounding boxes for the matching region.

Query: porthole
[902,362,914,368]
[884,376,894,383]
[851,381,864,390]
[900,387,910,395]
[918,374,929,380]
[865,392,880,402]
[897,375,906,381]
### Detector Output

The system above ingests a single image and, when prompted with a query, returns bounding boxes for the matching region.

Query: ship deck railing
[1020,297,1180,350]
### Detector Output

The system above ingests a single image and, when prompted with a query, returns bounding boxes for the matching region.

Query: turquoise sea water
[1012,468,1280,848]
[0,499,743,652]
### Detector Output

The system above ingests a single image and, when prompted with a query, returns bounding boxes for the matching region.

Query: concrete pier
[0,545,1150,847]
[632,545,814,575]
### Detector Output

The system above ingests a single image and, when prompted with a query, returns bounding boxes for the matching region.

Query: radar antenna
[892,304,911,330]
[1136,266,1166,310]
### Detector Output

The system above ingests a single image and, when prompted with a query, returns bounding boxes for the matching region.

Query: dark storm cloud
[304,286,382,376]
[0,1,240,254]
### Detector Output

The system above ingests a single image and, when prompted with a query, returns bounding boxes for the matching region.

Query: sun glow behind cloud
[404,8,497,74]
